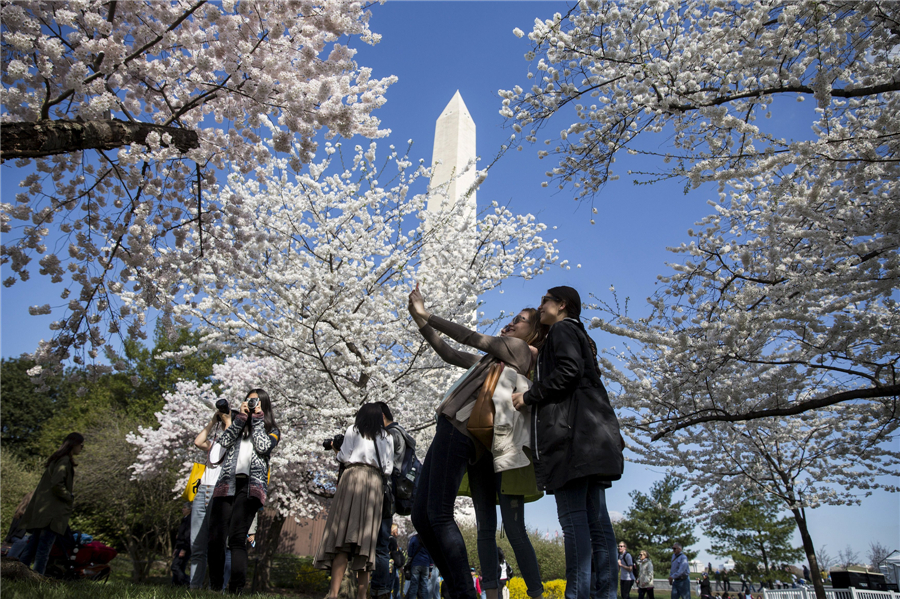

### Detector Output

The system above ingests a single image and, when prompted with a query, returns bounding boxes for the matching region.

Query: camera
[215,399,230,414]
[322,434,345,451]
[247,396,260,411]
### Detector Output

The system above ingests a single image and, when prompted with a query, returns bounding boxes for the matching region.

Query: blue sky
[2,1,896,566]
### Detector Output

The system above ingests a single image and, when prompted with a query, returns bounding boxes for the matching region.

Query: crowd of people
[6,284,628,599]
[309,284,625,599]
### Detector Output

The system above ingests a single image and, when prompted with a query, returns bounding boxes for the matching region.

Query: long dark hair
[242,388,278,438]
[355,403,385,441]
[46,432,84,468]
[547,285,582,319]
[519,307,550,348]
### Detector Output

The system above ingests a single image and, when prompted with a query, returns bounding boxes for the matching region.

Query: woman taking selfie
[512,286,624,599]
[207,389,280,595]
[408,286,545,599]
[20,432,84,575]
[314,403,394,599]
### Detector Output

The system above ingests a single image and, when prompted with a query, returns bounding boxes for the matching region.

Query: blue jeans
[23,528,65,575]
[8,534,31,560]
[393,570,401,599]
[411,417,477,599]
[408,565,432,599]
[671,578,691,599]
[189,483,215,589]
[468,454,543,598]
[431,567,443,599]
[554,477,617,599]
[372,516,394,594]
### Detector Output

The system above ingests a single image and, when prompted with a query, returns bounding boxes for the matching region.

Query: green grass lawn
[1,578,314,599]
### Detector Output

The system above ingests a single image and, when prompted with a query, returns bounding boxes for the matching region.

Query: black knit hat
[547,286,581,319]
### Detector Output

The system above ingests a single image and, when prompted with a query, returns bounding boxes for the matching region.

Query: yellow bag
[181,462,206,502]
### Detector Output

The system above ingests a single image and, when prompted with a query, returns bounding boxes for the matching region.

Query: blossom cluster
[127,139,557,519]
[2,0,395,375]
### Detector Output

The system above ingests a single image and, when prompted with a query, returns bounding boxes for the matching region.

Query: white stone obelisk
[427,90,477,231]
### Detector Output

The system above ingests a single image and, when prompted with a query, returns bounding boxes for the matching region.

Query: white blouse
[235,436,254,476]
[336,425,393,474]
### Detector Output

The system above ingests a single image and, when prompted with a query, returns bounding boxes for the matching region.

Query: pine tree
[614,474,698,569]
[705,495,803,582]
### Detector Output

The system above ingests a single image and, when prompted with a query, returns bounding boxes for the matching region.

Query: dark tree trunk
[790,508,826,599]
[1,119,199,160]
[254,513,286,591]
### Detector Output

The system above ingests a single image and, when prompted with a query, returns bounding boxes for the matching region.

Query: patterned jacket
[213,412,280,505]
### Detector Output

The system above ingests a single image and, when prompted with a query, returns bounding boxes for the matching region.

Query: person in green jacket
[20,432,84,575]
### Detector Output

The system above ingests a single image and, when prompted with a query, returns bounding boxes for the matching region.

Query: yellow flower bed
[507,577,566,599]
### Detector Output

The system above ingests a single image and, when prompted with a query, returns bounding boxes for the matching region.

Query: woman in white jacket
[409,287,547,599]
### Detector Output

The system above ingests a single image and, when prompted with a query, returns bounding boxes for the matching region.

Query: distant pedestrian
[20,432,85,575]
[619,542,635,599]
[172,503,192,586]
[637,550,655,599]
[715,570,722,591]
[406,533,433,599]
[699,572,712,599]
[668,543,690,599]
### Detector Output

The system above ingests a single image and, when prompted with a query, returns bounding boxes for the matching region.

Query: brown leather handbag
[467,362,504,449]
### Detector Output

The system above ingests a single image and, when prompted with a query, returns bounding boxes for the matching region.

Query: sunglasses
[540,295,561,305]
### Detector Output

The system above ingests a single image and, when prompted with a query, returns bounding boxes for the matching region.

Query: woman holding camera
[407,286,546,599]
[188,406,231,589]
[208,389,280,595]
[512,286,624,599]
[314,403,393,599]
[20,432,84,575]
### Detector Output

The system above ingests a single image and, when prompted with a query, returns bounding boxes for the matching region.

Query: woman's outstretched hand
[408,283,431,327]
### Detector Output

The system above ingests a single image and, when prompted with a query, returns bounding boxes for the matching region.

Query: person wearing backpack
[618,542,635,599]
[372,403,418,599]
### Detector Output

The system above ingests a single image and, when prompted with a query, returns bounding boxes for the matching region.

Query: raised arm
[427,315,532,373]
[410,285,480,368]
[217,412,248,449]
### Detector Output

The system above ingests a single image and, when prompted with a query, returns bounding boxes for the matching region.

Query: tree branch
[651,383,900,441]
[1,119,199,161]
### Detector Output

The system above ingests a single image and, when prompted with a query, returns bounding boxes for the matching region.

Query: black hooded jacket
[523,318,624,491]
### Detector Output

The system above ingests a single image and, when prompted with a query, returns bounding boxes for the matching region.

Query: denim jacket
[213,412,280,505]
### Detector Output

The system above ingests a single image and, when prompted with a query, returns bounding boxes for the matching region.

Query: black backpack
[387,423,422,516]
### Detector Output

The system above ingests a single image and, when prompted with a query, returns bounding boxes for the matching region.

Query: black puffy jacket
[523,318,624,491]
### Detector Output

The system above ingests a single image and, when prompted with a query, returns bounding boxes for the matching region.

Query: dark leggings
[208,476,261,593]
[638,587,655,599]
[411,417,477,599]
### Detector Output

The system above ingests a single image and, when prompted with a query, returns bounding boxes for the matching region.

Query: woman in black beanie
[512,286,624,599]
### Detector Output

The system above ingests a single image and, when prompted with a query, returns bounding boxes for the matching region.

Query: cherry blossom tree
[502,2,900,428]
[128,139,557,524]
[1,0,395,373]
[500,5,899,598]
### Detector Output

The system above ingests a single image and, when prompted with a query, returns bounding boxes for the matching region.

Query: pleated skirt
[314,463,384,572]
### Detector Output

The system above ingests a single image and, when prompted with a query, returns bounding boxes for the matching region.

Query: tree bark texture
[1,119,199,161]
[254,512,286,591]
[791,508,827,599]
